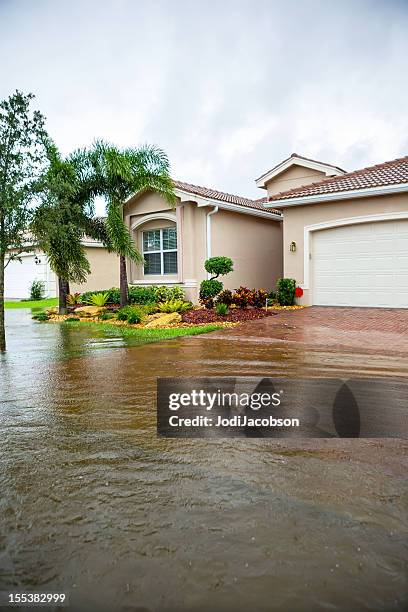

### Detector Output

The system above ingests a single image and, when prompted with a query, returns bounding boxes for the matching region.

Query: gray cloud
[1,0,407,215]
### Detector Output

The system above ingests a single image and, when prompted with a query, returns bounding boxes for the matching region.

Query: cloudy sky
[1,0,408,213]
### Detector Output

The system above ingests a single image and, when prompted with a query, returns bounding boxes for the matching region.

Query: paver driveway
[218,306,408,355]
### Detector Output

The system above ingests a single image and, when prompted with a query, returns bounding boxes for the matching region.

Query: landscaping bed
[181,307,277,324]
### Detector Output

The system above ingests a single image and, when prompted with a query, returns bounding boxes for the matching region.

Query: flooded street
[1,310,407,611]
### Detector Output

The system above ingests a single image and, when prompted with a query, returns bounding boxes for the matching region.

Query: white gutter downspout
[206,205,219,278]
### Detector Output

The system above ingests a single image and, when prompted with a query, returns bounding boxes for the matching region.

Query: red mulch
[181,308,276,324]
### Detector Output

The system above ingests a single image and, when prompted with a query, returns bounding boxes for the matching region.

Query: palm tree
[32,140,110,313]
[88,141,175,306]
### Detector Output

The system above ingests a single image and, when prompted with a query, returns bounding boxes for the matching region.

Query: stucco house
[5,152,408,308]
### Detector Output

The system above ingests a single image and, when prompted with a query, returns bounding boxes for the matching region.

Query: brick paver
[218,307,408,355]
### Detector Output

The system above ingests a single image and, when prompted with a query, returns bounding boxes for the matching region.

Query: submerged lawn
[60,320,224,341]
[5,298,58,309]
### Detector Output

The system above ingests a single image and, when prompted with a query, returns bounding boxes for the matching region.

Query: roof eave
[174,188,282,219]
[266,182,408,208]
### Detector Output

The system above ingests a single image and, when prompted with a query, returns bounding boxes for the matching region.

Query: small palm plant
[88,292,109,306]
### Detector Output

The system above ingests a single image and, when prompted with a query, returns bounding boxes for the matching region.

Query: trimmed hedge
[80,285,185,305]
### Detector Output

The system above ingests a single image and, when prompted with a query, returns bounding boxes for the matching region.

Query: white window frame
[142,227,177,276]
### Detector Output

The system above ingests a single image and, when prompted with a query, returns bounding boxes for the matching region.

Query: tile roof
[173,179,281,215]
[269,155,408,202]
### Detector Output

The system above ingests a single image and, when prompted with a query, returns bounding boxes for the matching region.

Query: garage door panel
[396,255,408,270]
[312,220,408,308]
[4,253,56,299]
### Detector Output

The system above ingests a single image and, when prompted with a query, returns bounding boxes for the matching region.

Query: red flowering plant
[295,286,303,298]
[249,288,268,308]
[232,286,252,309]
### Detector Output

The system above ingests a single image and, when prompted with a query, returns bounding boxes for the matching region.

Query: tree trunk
[119,255,128,307]
[58,277,70,315]
[0,255,5,352]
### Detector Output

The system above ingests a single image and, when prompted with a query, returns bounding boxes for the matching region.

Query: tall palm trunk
[0,254,5,351]
[119,255,128,307]
[58,277,70,314]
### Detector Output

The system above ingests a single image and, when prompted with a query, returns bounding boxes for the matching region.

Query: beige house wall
[280,192,408,304]
[265,165,327,197]
[122,191,283,302]
[212,209,282,291]
[71,247,119,293]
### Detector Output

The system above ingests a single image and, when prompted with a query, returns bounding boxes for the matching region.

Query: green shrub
[66,292,81,306]
[268,290,277,302]
[80,285,186,306]
[127,310,142,324]
[116,307,130,321]
[215,289,233,307]
[99,311,115,320]
[153,285,185,303]
[30,280,45,301]
[276,278,296,306]
[158,300,193,313]
[215,302,229,316]
[87,292,109,306]
[116,305,143,324]
[128,285,157,304]
[139,302,159,315]
[204,256,233,279]
[199,279,223,309]
[32,311,49,321]
[65,316,80,322]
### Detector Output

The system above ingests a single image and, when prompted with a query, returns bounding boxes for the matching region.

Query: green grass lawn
[5,298,58,309]
[62,320,223,340]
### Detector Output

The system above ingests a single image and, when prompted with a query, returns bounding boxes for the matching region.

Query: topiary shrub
[204,256,233,279]
[199,279,223,309]
[200,256,233,309]
[276,278,296,306]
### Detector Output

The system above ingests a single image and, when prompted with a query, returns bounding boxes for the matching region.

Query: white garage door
[312,220,408,308]
[4,253,56,299]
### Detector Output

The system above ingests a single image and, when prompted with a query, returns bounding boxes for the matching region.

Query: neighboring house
[5,152,408,309]
[5,239,118,299]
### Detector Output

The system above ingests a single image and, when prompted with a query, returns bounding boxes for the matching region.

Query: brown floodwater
[0,310,407,612]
